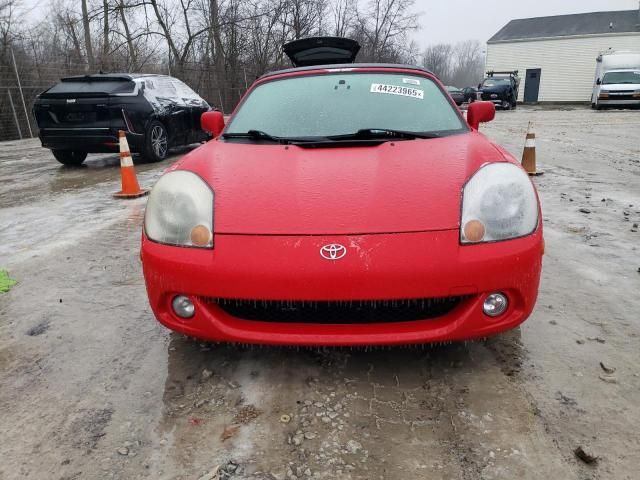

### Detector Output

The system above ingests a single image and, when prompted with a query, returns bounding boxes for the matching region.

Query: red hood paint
[172,131,507,235]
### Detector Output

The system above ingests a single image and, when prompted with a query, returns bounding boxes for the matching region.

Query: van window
[602,71,640,85]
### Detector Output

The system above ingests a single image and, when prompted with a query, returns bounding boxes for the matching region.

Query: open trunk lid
[283,37,360,67]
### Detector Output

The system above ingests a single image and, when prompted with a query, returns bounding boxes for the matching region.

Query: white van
[592,51,640,109]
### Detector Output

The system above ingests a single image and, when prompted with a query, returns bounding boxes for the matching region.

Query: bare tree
[422,43,453,83]
[102,0,109,67]
[116,0,137,69]
[0,0,22,58]
[421,40,484,87]
[247,0,287,74]
[284,0,325,40]
[57,9,85,64]
[331,0,354,37]
[80,0,95,69]
[450,39,483,87]
[354,0,418,62]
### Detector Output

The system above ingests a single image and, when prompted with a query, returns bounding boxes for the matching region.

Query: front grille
[203,297,467,324]
[605,94,636,101]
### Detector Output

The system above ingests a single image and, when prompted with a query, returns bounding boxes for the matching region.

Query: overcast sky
[413,0,639,47]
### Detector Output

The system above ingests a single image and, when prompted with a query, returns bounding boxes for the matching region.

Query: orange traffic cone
[113,130,148,198]
[521,122,543,176]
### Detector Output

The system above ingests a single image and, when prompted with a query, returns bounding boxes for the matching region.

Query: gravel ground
[0,106,638,479]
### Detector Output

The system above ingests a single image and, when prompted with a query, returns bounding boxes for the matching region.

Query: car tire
[52,150,88,166]
[511,98,517,109]
[142,120,169,162]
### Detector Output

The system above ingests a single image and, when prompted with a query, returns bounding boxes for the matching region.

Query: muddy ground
[0,107,639,480]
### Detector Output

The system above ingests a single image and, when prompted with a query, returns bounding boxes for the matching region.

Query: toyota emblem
[320,243,347,260]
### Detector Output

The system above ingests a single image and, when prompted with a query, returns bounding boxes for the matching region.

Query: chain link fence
[0,52,263,142]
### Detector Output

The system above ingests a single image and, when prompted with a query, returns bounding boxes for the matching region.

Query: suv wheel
[142,120,169,162]
[52,150,88,166]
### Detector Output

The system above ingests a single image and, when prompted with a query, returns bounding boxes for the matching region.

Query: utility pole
[11,48,34,138]
[7,89,23,140]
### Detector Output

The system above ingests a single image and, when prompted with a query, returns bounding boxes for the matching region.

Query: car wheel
[52,150,88,166]
[511,98,517,109]
[142,120,169,162]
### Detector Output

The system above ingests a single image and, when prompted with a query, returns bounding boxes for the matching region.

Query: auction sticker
[370,83,424,99]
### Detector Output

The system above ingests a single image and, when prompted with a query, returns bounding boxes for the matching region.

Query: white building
[485,9,640,103]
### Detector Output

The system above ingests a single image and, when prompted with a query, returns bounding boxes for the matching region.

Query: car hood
[602,83,640,91]
[173,132,506,235]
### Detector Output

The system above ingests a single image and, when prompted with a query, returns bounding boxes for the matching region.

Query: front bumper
[597,98,640,107]
[480,92,510,106]
[141,229,543,346]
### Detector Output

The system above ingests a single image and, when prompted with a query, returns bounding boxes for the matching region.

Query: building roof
[488,10,640,43]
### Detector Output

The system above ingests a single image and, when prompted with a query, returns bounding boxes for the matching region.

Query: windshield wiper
[326,128,441,141]
[222,130,289,143]
[222,130,324,144]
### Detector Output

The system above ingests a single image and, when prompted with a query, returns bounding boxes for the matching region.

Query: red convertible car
[141,38,543,346]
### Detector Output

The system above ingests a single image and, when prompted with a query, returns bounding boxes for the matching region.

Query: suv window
[482,78,510,87]
[227,72,466,138]
[153,77,178,98]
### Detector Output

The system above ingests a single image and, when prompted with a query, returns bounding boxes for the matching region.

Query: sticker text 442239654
[370,83,424,99]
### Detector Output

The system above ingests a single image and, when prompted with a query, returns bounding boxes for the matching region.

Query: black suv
[478,71,519,110]
[33,74,211,165]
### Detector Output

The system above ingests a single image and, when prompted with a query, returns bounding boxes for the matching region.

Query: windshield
[226,73,466,138]
[482,78,510,87]
[602,71,640,85]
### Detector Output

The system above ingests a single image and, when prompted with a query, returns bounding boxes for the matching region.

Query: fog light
[172,295,195,319]
[483,293,508,317]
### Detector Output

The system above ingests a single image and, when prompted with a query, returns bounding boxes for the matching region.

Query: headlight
[144,170,214,248]
[461,163,538,243]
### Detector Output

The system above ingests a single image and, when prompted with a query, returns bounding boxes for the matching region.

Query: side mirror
[201,111,225,137]
[596,78,601,85]
[467,101,495,130]
[477,83,482,89]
